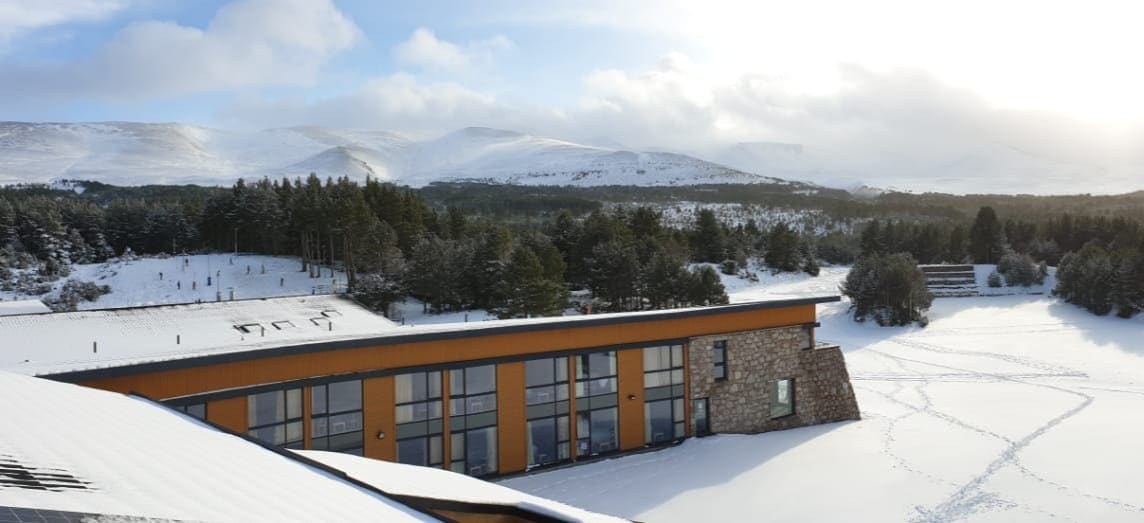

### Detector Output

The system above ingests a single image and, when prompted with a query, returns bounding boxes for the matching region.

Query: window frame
[247,388,303,448]
[575,351,619,457]
[524,357,571,469]
[712,340,728,381]
[449,365,499,477]
[643,345,686,445]
[174,402,207,420]
[311,379,364,455]
[395,371,445,467]
[770,378,796,419]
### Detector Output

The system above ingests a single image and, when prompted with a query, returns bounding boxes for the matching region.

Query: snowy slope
[504,271,1144,522]
[0,122,788,188]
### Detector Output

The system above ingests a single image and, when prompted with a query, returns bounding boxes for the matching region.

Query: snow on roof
[0,294,836,378]
[0,300,50,317]
[0,371,434,522]
[297,450,627,523]
[0,294,398,376]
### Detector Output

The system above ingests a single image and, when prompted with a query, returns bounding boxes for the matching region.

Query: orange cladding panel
[617,348,645,451]
[207,396,246,434]
[364,376,395,461]
[496,362,527,473]
[78,305,816,400]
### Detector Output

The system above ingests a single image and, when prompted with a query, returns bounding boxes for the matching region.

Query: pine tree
[969,207,1007,264]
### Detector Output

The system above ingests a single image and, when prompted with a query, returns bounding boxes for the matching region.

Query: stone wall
[690,326,860,434]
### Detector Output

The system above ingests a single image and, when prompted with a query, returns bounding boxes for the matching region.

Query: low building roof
[0,294,839,379]
[0,371,432,522]
[0,300,51,316]
[0,371,623,522]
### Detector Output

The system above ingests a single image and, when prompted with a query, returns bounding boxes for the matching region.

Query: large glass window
[575,351,618,456]
[395,371,444,467]
[644,345,685,445]
[248,388,303,448]
[525,357,570,468]
[450,365,498,476]
[771,378,795,418]
[712,340,727,380]
[312,379,363,455]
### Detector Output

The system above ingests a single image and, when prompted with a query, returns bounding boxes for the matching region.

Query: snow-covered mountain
[0,122,793,188]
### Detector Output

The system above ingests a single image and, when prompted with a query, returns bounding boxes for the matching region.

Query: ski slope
[502,272,1144,522]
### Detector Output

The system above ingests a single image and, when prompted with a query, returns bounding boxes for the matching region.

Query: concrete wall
[690,326,860,434]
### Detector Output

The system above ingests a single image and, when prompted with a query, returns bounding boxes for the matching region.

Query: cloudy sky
[3,0,1143,191]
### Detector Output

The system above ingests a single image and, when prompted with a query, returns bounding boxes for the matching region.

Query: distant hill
[0,122,802,188]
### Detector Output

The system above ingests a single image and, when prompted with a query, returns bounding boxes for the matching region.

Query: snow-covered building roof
[0,371,432,522]
[0,294,398,376]
[0,299,50,317]
[300,451,626,522]
[0,294,837,378]
[0,371,624,522]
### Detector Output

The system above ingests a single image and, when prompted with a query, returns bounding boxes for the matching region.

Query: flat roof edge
[42,296,840,383]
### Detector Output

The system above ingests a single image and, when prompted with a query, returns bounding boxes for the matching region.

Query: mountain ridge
[0,121,807,190]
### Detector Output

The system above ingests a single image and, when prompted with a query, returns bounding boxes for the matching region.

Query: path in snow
[503,274,1144,522]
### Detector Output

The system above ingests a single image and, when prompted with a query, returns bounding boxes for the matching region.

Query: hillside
[0,122,786,188]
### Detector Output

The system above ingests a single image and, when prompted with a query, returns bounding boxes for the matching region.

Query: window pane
[643,346,670,371]
[771,379,794,418]
[312,385,328,415]
[328,412,363,435]
[713,365,726,380]
[671,345,683,367]
[450,369,465,395]
[588,352,616,379]
[451,432,465,461]
[429,435,443,465]
[286,389,302,419]
[395,374,415,403]
[645,400,673,444]
[525,358,555,387]
[670,369,684,385]
[692,398,709,436]
[467,427,497,476]
[466,393,496,414]
[427,371,442,399]
[184,403,206,420]
[328,380,362,413]
[712,347,724,364]
[312,417,329,438]
[590,408,618,453]
[555,358,568,382]
[397,438,427,466]
[248,390,283,426]
[466,365,496,394]
[577,412,590,439]
[576,354,589,380]
[527,385,555,405]
[285,420,303,443]
[249,425,284,445]
[528,418,557,466]
[556,415,570,443]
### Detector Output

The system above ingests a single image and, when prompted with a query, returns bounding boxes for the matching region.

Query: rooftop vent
[320,309,342,318]
[271,320,296,330]
[234,323,263,334]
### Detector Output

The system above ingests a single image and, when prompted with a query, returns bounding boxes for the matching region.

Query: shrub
[987,270,1002,288]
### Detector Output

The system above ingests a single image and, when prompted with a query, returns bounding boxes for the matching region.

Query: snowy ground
[0,253,347,310]
[502,270,1144,522]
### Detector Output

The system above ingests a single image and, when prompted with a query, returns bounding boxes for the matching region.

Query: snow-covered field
[0,253,347,310]
[502,270,1144,522]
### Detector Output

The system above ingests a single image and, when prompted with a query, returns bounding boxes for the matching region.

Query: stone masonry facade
[690,326,860,434]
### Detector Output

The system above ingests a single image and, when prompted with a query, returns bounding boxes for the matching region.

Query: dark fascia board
[44,296,840,384]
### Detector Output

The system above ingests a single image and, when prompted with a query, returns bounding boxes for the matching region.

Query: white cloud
[0,0,127,43]
[393,27,512,73]
[221,73,511,137]
[0,0,360,100]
